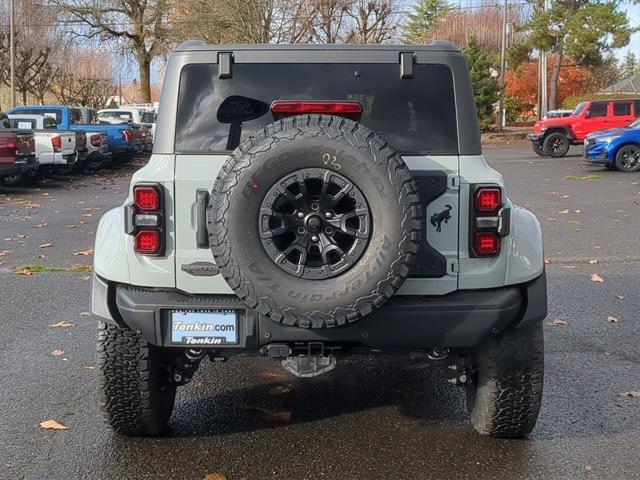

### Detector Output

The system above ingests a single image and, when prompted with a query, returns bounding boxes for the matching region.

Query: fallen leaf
[84,365,95,370]
[203,474,226,480]
[615,295,624,300]
[558,209,569,214]
[258,372,286,380]
[51,349,65,357]
[607,316,619,323]
[15,268,33,276]
[262,410,292,423]
[588,259,598,265]
[72,248,94,256]
[80,312,90,316]
[16,234,27,239]
[269,385,291,396]
[39,243,52,249]
[0,250,11,257]
[572,209,581,213]
[65,224,76,228]
[39,420,68,430]
[49,321,75,328]
[591,273,604,283]
[544,258,551,265]
[585,465,593,472]
[620,391,640,398]
[548,319,568,326]
[34,223,47,228]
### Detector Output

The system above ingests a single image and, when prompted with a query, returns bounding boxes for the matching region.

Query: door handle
[196,190,210,249]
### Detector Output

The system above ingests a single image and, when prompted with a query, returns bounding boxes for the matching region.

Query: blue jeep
[585,117,640,172]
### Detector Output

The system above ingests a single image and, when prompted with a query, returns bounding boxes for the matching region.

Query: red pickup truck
[0,113,37,182]
[527,98,640,157]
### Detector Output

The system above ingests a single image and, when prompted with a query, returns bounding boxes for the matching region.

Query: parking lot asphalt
[1,146,639,480]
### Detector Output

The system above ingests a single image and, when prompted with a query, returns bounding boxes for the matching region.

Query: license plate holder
[170,310,238,346]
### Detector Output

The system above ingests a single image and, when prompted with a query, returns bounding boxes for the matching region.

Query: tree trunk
[138,54,152,104]
[21,89,27,105]
[549,50,563,111]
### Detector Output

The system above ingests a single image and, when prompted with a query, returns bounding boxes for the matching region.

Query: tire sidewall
[543,133,570,158]
[615,145,640,172]
[217,133,408,315]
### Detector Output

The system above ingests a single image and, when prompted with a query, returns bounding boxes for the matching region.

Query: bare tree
[51,0,171,103]
[345,0,396,44]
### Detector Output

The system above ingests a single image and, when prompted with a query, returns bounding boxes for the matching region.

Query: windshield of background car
[572,103,586,116]
[175,63,459,155]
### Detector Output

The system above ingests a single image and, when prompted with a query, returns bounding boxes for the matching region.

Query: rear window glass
[13,108,62,124]
[11,119,35,129]
[176,63,458,154]
[141,111,156,123]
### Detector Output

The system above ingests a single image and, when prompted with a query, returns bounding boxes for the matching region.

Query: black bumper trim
[113,272,547,351]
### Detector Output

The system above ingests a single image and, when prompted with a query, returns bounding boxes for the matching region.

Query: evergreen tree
[464,36,499,131]
[403,0,450,44]
[620,51,640,80]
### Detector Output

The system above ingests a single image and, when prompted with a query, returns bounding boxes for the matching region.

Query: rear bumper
[15,155,38,173]
[0,163,21,178]
[93,272,547,352]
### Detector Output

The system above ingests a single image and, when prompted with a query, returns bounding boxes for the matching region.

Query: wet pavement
[1,146,639,480]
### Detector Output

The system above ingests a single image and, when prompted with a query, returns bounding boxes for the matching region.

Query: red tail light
[90,134,102,148]
[122,129,133,142]
[6,142,17,151]
[474,187,501,213]
[271,101,363,119]
[474,232,500,256]
[134,186,160,211]
[51,136,62,152]
[134,230,160,254]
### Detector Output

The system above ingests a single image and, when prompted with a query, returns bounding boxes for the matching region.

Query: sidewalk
[481,126,530,145]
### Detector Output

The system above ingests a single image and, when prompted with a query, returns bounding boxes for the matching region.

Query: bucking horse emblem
[430,205,452,232]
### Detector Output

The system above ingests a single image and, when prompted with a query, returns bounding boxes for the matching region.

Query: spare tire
[208,114,422,328]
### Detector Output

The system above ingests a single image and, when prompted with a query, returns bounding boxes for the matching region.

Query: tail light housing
[469,185,509,257]
[122,129,133,142]
[125,184,164,256]
[271,100,363,120]
[90,134,102,148]
[7,141,17,153]
[51,136,62,152]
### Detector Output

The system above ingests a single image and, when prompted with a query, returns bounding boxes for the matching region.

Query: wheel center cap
[306,215,323,232]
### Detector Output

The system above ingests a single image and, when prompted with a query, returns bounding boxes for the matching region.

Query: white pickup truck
[7,114,77,180]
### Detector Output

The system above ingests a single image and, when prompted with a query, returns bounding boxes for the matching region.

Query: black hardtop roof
[175,40,460,53]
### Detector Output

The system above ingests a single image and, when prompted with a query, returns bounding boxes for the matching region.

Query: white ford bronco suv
[92,42,547,438]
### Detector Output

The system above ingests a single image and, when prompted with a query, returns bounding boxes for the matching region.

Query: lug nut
[324,211,333,219]
[311,235,319,242]
[297,212,305,219]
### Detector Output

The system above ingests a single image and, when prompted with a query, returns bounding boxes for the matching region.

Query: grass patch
[15,264,92,274]
[564,175,601,181]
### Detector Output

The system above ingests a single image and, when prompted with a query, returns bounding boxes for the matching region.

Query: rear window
[10,119,35,129]
[176,63,458,154]
[14,108,63,125]
[141,111,156,123]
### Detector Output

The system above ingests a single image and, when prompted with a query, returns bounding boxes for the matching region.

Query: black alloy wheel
[259,168,371,280]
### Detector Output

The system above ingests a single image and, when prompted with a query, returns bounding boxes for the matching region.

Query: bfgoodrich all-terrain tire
[465,322,544,438]
[208,114,422,328]
[96,321,176,436]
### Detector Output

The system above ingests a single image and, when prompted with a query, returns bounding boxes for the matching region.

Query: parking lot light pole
[498,0,508,130]
[10,0,16,108]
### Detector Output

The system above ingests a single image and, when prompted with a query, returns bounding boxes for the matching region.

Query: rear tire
[614,144,640,172]
[96,321,176,436]
[465,322,544,438]
[542,132,570,158]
